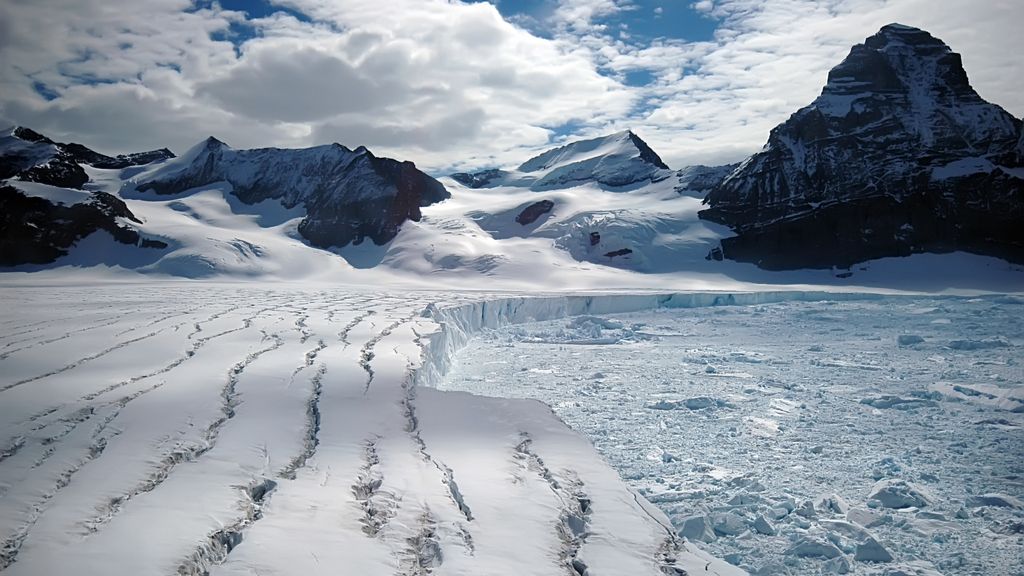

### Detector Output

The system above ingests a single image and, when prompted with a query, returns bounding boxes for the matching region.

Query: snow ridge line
[10,304,265,452]
[0,319,196,393]
[631,490,692,575]
[5,308,273,474]
[80,333,285,535]
[0,308,140,360]
[76,304,278,405]
[514,433,592,576]
[0,304,130,343]
[0,316,58,337]
[0,409,119,571]
[175,477,278,576]
[114,307,192,337]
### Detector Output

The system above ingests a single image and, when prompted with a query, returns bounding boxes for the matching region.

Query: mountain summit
[452,130,672,191]
[701,23,1024,269]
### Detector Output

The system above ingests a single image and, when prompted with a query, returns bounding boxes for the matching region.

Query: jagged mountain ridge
[132,136,449,248]
[0,127,450,266]
[0,127,174,189]
[1,22,1021,283]
[700,23,1024,269]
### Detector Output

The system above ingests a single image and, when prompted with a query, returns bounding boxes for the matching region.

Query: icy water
[441,296,1024,575]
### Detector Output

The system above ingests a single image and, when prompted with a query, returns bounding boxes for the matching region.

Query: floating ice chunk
[796,500,817,518]
[727,492,763,507]
[678,515,716,542]
[860,395,937,410]
[823,556,852,574]
[820,519,871,542]
[947,338,1011,350]
[712,512,748,536]
[880,560,945,575]
[786,537,843,558]
[897,334,925,346]
[752,515,776,536]
[964,493,1023,508]
[868,479,934,509]
[684,396,721,410]
[847,507,889,528]
[645,396,731,410]
[817,494,850,515]
[854,536,894,562]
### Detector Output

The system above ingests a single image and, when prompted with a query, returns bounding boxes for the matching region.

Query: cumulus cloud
[0,0,1020,172]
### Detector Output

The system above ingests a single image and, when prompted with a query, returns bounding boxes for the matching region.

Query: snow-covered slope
[701,23,1024,270]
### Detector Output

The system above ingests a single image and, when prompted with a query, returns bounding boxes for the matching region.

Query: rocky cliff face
[0,185,158,266]
[700,24,1024,270]
[134,137,450,248]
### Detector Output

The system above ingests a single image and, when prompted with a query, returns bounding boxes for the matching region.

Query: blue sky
[1,0,1021,172]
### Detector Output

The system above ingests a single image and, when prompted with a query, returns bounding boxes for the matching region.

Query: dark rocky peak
[202,136,227,151]
[12,127,54,144]
[824,23,975,102]
[450,168,508,189]
[700,24,1024,270]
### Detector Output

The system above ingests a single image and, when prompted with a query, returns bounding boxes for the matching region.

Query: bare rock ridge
[133,137,450,248]
[699,23,1024,270]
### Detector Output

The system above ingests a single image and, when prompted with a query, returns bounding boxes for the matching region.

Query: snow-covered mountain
[451,130,672,190]
[1,24,1022,290]
[131,136,449,248]
[0,126,172,189]
[701,23,1024,270]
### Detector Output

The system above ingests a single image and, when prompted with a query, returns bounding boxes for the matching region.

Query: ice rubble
[442,296,1024,575]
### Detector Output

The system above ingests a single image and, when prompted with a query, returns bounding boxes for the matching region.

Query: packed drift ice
[444,296,1024,575]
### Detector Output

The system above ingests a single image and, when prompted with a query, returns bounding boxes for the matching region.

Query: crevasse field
[442,296,1024,575]
[1,286,1021,576]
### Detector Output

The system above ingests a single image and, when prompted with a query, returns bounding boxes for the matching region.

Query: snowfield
[0,285,752,576]
[442,296,1024,575]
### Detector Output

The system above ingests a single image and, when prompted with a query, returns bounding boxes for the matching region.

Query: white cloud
[0,0,1020,173]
